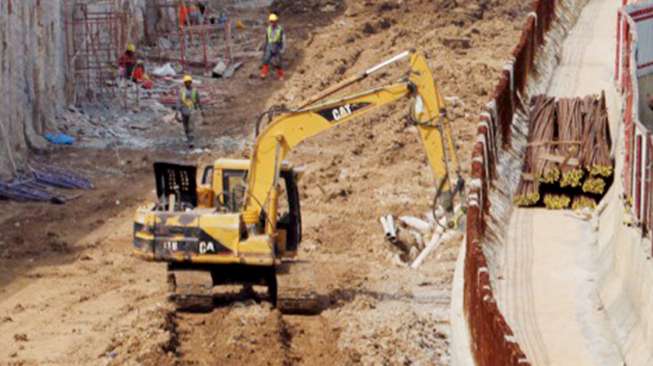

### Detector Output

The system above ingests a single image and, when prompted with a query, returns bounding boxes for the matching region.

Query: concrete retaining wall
[599,3,653,363]
[458,0,589,364]
[596,183,653,365]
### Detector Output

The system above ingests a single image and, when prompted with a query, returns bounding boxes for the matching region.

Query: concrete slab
[498,209,622,365]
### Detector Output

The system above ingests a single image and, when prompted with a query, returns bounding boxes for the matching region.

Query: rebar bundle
[0,165,93,204]
[515,92,613,209]
[571,195,597,210]
[543,194,571,209]
[557,98,584,187]
[531,96,559,184]
[584,92,613,178]
[514,97,547,206]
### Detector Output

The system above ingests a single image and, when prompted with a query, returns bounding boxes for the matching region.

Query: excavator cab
[196,158,302,256]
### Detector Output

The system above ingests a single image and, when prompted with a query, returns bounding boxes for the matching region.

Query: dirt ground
[0,0,531,365]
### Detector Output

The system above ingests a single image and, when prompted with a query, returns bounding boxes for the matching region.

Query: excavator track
[167,269,214,312]
[274,261,324,315]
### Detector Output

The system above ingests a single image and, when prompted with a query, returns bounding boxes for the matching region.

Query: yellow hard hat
[269,13,278,22]
[127,43,136,52]
[183,75,193,83]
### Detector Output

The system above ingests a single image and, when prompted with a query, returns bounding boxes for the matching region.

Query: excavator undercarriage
[166,262,323,314]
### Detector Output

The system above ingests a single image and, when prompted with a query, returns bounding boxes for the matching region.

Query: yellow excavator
[132,50,464,313]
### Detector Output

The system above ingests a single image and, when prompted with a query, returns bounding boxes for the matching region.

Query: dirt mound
[271,0,344,15]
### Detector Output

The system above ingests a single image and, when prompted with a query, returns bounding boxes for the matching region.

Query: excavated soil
[0,0,530,365]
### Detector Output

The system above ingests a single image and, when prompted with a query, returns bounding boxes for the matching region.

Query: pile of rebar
[0,165,93,204]
[514,92,613,209]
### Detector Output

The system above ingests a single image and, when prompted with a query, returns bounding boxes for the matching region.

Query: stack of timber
[514,92,613,209]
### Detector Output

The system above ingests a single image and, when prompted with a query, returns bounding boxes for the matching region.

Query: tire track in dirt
[168,291,348,365]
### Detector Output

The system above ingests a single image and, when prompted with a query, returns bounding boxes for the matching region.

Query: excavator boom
[243,51,461,234]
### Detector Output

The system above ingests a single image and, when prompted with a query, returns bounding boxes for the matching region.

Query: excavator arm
[242,50,462,233]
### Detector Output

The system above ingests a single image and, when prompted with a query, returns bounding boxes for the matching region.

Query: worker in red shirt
[118,43,137,79]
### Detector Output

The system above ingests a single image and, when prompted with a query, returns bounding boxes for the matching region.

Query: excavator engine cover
[154,162,198,209]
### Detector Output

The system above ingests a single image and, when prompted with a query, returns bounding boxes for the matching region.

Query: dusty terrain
[0,0,532,365]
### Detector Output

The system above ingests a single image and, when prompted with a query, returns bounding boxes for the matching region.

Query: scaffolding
[64,1,126,103]
[151,0,232,73]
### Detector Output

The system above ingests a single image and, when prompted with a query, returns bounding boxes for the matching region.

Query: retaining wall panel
[462,0,572,364]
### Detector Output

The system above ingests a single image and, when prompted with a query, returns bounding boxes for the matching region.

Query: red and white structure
[616,0,653,236]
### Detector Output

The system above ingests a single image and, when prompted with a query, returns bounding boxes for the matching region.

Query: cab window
[223,169,247,212]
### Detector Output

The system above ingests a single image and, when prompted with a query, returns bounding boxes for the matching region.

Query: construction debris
[0,165,92,204]
[515,93,613,209]
[152,63,177,77]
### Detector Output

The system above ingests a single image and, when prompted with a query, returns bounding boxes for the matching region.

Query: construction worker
[132,61,153,89]
[260,13,285,80]
[177,75,201,147]
[132,60,145,82]
[179,2,189,28]
[118,43,137,79]
[197,1,207,17]
[189,2,202,25]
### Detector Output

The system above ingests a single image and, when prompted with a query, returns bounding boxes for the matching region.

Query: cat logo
[199,241,216,254]
[331,104,353,121]
[317,102,371,123]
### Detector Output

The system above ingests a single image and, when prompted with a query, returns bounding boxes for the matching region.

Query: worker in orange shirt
[131,61,153,89]
[179,2,189,28]
[260,14,285,80]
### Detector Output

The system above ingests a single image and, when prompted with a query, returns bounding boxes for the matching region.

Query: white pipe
[410,217,449,269]
[365,51,410,75]
[411,231,458,269]
[387,215,397,238]
[399,216,432,234]
[380,216,395,241]
[379,216,389,235]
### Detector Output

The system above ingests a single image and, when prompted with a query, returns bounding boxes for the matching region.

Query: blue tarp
[44,132,75,145]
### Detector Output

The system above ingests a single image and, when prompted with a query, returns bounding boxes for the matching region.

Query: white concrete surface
[498,209,622,365]
[595,28,653,363]
[450,239,475,366]
[596,182,653,366]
